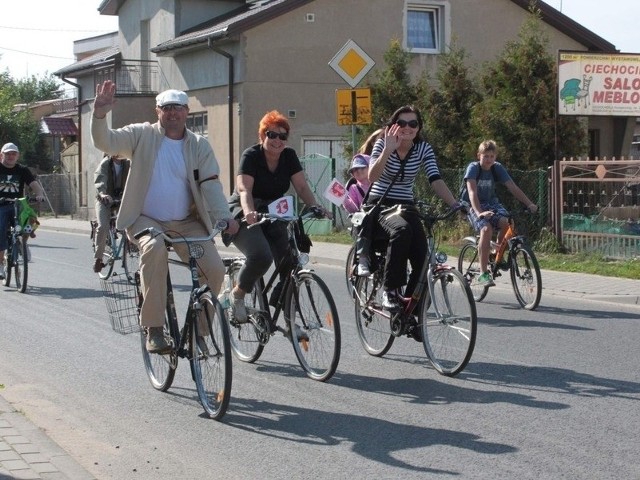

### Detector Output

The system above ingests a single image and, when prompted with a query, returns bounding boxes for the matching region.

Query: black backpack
[459,161,498,202]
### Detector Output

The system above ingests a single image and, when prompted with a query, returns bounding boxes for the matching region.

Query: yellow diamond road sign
[328,39,375,88]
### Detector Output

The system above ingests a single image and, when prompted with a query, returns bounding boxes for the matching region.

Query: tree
[421,42,480,169]
[468,7,586,169]
[0,72,63,171]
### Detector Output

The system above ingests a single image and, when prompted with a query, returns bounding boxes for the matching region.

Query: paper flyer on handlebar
[268,196,294,218]
[323,178,347,206]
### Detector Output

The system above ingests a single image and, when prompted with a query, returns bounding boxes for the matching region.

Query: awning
[41,117,78,136]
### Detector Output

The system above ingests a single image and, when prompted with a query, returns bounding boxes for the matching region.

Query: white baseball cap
[155,89,188,107]
[1,142,19,153]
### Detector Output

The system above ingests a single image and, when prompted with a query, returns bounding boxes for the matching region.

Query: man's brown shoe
[93,258,105,273]
[146,327,172,353]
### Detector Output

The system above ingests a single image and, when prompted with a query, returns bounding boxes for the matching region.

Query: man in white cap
[91,80,239,353]
[0,142,45,279]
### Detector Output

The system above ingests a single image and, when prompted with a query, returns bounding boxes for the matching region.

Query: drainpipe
[60,77,82,169]
[207,39,235,193]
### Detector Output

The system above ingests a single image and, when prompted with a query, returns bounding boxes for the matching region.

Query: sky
[0,0,638,81]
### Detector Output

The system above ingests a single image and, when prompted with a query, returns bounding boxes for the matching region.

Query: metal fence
[35,173,86,219]
[549,158,640,259]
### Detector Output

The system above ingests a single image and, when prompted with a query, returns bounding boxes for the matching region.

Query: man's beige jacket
[91,116,230,232]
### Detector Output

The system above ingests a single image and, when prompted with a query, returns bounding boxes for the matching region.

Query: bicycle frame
[135,221,232,419]
[459,210,542,310]
[224,206,341,382]
[353,202,476,375]
[1,197,37,293]
[355,203,458,337]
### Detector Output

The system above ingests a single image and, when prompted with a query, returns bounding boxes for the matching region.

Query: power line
[0,46,73,61]
[0,25,114,33]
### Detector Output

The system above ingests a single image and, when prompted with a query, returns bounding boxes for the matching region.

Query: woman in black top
[227,110,326,322]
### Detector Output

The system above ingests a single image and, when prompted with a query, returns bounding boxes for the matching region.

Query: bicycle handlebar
[413,200,467,223]
[247,205,327,229]
[478,206,534,220]
[133,220,229,242]
[0,196,44,204]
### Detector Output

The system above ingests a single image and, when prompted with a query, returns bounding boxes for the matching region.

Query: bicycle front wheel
[353,270,394,357]
[123,238,140,285]
[140,308,177,392]
[420,268,477,376]
[458,243,488,302]
[224,262,265,363]
[98,230,116,279]
[345,243,356,300]
[285,272,341,382]
[510,244,542,310]
[2,242,12,287]
[191,295,232,420]
[14,237,28,293]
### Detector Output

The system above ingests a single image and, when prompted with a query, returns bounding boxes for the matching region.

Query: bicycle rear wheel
[140,299,177,392]
[224,262,265,363]
[123,238,140,285]
[353,270,394,357]
[458,243,488,302]
[191,295,232,420]
[420,268,477,376]
[510,244,542,310]
[14,237,28,293]
[98,230,116,279]
[285,271,341,382]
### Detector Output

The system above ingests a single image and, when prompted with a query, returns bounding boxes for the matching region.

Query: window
[405,1,449,54]
[187,112,208,137]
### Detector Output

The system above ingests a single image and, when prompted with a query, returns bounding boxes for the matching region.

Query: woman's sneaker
[232,293,248,323]
[356,256,370,276]
[382,290,401,310]
[476,271,495,287]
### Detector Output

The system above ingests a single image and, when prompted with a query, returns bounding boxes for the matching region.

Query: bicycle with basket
[133,221,233,419]
[222,205,341,382]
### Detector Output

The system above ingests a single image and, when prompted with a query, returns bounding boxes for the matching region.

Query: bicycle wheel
[14,237,28,293]
[345,243,356,299]
[123,238,140,285]
[98,230,116,279]
[353,269,394,357]
[224,262,265,363]
[140,302,177,392]
[420,268,477,376]
[458,243,488,302]
[2,243,12,287]
[191,295,232,420]
[285,271,341,382]
[510,244,542,310]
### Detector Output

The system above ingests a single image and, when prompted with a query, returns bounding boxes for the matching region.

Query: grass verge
[310,230,640,280]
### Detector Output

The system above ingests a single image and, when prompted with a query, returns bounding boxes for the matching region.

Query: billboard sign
[558,50,640,117]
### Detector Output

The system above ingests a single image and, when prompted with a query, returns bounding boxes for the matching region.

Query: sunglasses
[265,130,289,141]
[396,119,419,128]
[159,104,186,112]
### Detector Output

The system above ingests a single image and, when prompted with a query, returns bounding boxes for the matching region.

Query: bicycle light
[297,252,310,266]
[189,244,205,259]
[435,251,447,264]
